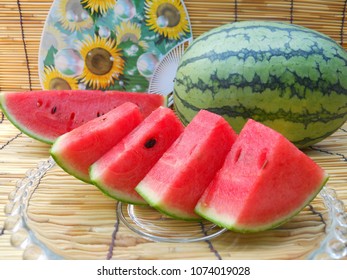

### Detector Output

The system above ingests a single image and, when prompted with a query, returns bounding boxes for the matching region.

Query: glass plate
[4,157,347,260]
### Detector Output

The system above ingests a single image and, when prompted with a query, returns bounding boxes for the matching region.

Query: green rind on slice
[88,106,183,205]
[50,137,91,184]
[0,90,166,144]
[195,174,329,233]
[0,93,52,144]
[136,182,203,221]
[90,166,147,205]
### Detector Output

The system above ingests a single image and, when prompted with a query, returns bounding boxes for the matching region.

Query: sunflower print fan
[39,0,193,93]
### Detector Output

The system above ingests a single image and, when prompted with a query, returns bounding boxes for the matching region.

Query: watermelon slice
[0,90,165,144]
[90,107,184,205]
[135,110,238,220]
[50,102,143,183]
[195,119,329,232]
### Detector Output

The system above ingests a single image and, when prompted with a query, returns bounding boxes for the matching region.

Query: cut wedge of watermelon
[135,110,238,220]
[195,119,329,232]
[90,107,184,204]
[51,102,143,183]
[0,90,165,144]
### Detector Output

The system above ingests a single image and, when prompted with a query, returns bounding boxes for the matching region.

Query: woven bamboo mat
[1,0,347,260]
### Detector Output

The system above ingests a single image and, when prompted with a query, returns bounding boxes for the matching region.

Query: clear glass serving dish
[4,157,347,260]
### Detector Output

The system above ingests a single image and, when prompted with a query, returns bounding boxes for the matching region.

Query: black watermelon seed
[145,138,157,148]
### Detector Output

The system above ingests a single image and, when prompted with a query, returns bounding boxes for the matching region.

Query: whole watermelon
[173,21,347,148]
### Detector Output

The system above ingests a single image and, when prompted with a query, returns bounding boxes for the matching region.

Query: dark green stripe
[173,99,189,125]
[174,87,347,129]
[175,70,347,100]
[293,128,340,147]
[179,22,347,96]
[188,22,340,52]
[178,49,347,97]
[180,44,342,69]
[175,90,341,147]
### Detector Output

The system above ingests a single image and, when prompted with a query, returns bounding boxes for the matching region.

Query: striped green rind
[173,21,347,148]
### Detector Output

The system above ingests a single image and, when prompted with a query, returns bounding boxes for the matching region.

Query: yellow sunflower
[58,0,93,32]
[145,0,190,40]
[116,21,149,50]
[42,66,79,90]
[81,0,116,15]
[78,36,124,89]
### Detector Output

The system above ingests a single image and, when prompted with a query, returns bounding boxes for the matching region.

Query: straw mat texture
[1,0,347,260]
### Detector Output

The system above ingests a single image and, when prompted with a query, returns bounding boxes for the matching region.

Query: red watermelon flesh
[195,119,329,232]
[50,102,143,183]
[135,110,238,220]
[90,107,184,204]
[0,90,165,144]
